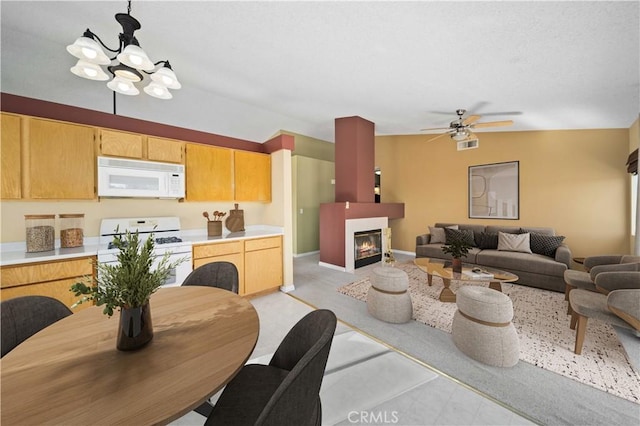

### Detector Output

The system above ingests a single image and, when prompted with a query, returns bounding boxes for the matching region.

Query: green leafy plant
[70,230,188,317]
[441,238,472,259]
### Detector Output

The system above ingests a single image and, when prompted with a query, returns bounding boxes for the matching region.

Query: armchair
[569,271,640,354]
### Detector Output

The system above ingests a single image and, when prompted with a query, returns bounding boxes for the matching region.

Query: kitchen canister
[25,214,55,252]
[59,214,84,248]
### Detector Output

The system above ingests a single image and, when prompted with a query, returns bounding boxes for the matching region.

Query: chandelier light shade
[452,129,470,141]
[70,59,110,81]
[66,0,180,100]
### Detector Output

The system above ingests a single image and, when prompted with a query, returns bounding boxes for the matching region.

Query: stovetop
[106,236,184,250]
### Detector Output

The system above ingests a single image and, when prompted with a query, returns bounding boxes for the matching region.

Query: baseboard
[293,250,320,258]
[318,261,347,272]
[280,284,296,293]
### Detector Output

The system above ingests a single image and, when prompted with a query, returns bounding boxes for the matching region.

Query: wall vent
[457,139,479,151]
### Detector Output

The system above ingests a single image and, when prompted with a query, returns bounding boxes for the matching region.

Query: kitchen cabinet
[99,128,144,159]
[193,240,244,292]
[1,113,22,199]
[192,235,282,296]
[100,130,184,164]
[244,236,282,295]
[1,257,95,310]
[147,136,184,163]
[185,143,233,201]
[28,118,96,199]
[234,151,271,202]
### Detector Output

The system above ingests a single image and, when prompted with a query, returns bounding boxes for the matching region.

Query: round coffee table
[414,257,519,302]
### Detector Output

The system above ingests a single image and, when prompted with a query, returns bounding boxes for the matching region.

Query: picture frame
[469,161,519,219]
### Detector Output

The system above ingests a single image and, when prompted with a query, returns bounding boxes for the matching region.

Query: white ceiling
[1,1,638,143]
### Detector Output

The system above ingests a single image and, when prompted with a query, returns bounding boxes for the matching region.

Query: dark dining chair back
[1,295,73,358]
[205,309,337,426]
[181,261,239,294]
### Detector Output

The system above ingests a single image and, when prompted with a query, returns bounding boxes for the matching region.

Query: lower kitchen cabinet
[0,257,95,310]
[244,236,283,295]
[192,236,282,296]
[193,240,245,292]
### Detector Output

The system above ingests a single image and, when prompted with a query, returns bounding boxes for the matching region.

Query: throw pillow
[529,233,565,257]
[476,232,499,249]
[444,228,476,247]
[497,231,532,253]
[429,225,458,244]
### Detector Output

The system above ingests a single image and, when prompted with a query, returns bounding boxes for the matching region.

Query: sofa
[415,223,572,293]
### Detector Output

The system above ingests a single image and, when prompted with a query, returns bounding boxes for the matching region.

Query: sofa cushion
[429,225,458,244]
[529,233,565,257]
[477,250,567,276]
[498,232,532,254]
[476,232,499,249]
[444,228,476,247]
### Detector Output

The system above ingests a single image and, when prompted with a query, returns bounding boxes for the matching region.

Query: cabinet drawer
[1,257,94,288]
[193,241,243,259]
[245,236,281,252]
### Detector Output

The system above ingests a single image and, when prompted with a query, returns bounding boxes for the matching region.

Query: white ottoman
[451,286,519,367]
[367,267,412,323]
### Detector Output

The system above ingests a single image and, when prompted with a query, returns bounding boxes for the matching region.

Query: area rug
[338,262,640,403]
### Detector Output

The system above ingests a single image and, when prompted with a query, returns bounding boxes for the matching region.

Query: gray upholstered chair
[1,295,72,358]
[205,309,337,426]
[569,271,640,354]
[182,261,239,294]
[564,255,640,314]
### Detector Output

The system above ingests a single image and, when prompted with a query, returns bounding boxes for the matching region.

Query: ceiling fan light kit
[66,0,180,99]
[422,108,514,148]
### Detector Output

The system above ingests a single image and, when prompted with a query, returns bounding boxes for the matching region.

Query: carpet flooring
[338,262,640,404]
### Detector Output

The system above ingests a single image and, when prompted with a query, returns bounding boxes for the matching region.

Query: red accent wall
[334,116,375,203]
[0,93,294,152]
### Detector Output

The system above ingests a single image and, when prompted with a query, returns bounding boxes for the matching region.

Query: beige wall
[0,199,277,242]
[376,128,631,258]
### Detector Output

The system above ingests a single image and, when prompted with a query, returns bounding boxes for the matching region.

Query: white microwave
[97,156,185,199]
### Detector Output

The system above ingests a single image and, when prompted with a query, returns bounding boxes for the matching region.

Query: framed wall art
[469,161,519,219]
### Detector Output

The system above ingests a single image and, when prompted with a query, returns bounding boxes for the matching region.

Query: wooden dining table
[0,286,260,425]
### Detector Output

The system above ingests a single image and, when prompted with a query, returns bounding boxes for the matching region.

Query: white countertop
[0,225,284,267]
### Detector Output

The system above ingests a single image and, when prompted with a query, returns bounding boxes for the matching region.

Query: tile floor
[170,253,536,426]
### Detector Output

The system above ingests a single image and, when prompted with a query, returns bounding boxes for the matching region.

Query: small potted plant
[441,238,472,273]
[71,229,187,351]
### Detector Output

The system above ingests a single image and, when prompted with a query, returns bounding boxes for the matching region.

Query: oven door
[97,249,192,288]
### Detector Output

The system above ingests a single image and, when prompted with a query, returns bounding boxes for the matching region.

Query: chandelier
[66,0,180,100]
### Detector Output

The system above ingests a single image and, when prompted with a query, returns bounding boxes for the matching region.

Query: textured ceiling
[1,1,638,143]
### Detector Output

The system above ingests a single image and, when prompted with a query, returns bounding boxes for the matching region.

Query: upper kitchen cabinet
[1,113,22,199]
[147,136,184,163]
[99,129,144,159]
[234,151,271,202]
[185,143,233,201]
[28,118,95,199]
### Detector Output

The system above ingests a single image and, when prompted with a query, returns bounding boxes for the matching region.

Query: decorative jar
[59,214,84,248]
[25,214,55,253]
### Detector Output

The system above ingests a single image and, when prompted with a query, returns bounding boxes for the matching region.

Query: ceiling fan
[421,109,514,143]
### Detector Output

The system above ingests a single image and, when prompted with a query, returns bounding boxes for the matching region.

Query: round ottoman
[367,267,412,323]
[451,286,519,367]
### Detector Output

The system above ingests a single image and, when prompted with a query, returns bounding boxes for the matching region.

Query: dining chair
[181,261,239,294]
[205,309,337,426]
[1,295,73,358]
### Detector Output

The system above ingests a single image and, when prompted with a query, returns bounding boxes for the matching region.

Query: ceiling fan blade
[426,132,450,143]
[462,115,481,125]
[420,126,452,131]
[471,120,514,129]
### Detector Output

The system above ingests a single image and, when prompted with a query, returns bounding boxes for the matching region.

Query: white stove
[97,217,193,287]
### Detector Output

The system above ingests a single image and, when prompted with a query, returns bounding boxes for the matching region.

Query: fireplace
[354,229,382,268]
